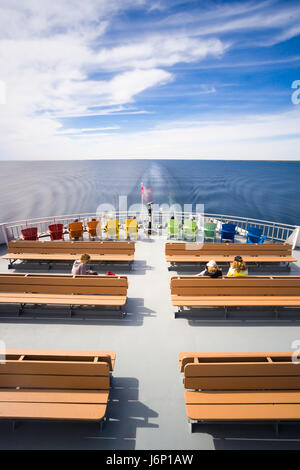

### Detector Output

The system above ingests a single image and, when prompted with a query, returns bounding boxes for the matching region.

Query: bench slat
[0,361,110,376]
[184,363,300,377]
[0,374,110,390]
[0,293,127,306]
[171,295,300,306]
[0,389,109,404]
[184,376,300,390]
[185,390,300,404]
[186,403,300,421]
[0,402,107,421]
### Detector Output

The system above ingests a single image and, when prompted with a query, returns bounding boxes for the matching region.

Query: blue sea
[0,160,299,226]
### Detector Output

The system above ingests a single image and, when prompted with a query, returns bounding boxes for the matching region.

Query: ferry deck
[0,216,300,450]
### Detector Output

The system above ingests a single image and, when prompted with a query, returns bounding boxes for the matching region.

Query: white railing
[0,210,298,246]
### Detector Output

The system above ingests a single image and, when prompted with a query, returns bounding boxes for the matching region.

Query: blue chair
[246,226,267,244]
[220,223,238,243]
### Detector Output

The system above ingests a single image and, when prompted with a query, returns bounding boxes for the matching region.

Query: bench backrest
[48,224,64,232]
[0,350,113,390]
[68,222,83,231]
[125,219,138,231]
[7,240,135,255]
[0,273,128,296]
[165,242,292,257]
[171,276,300,296]
[181,353,300,391]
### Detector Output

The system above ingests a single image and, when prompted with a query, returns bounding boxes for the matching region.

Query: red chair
[48,223,64,241]
[21,227,39,241]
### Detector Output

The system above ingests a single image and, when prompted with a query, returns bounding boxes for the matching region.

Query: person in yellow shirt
[227,255,248,277]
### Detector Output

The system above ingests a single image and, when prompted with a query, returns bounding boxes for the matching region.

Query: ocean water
[0,160,299,226]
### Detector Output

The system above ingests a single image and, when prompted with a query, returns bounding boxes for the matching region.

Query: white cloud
[0,0,299,161]
[2,107,300,160]
[94,37,227,70]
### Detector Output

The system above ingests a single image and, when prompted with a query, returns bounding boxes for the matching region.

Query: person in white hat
[196,260,222,278]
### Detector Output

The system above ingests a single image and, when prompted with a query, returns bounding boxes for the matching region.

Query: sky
[0,0,300,160]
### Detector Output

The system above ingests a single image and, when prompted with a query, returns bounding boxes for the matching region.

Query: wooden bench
[0,273,128,317]
[2,241,135,269]
[179,352,300,433]
[0,349,115,430]
[165,242,296,268]
[171,276,300,318]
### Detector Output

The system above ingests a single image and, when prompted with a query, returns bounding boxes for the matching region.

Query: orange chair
[21,227,38,241]
[68,222,84,241]
[48,224,64,241]
[87,220,101,240]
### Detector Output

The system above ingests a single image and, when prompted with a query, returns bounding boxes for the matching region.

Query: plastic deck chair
[87,220,100,240]
[48,223,64,241]
[183,220,197,241]
[246,226,267,244]
[21,227,38,241]
[167,219,180,239]
[220,223,238,243]
[125,219,138,240]
[203,222,217,242]
[105,219,120,240]
[68,222,84,241]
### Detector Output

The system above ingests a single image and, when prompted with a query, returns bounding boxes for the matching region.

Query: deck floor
[0,237,300,450]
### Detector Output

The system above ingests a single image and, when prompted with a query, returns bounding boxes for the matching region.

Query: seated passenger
[197,260,222,278]
[72,254,97,275]
[227,255,248,277]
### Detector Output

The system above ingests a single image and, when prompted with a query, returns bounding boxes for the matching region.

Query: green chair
[167,219,180,239]
[183,220,197,241]
[203,222,217,242]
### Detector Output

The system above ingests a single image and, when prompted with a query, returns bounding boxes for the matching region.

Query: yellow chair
[68,222,84,241]
[87,220,101,240]
[125,218,138,240]
[105,219,120,240]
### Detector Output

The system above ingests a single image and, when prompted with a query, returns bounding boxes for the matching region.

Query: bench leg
[175,308,182,319]
[188,420,197,433]
[224,306,228,319]
[18,304,25,315]
[11,420,20,432]
[8,259,15,269]
[274,421,280,435]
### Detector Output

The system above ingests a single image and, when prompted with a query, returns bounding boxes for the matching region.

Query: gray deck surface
[0,236,300,450]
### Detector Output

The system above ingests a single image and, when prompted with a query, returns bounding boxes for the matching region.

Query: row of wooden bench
[1,273,300,319]
[2,241,135,269]
[179,352,300,433]
[2,241,297,270]
[0,274,128,317]
[1,349,300,434]
[170,276,300,318]
[165,242,296,267]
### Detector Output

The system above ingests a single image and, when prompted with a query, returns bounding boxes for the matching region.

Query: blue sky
[0,0,300,159]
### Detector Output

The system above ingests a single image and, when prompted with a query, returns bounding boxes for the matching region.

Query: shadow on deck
[0,298,156,326]
[191,422,300,450]
[0,377,158,450]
